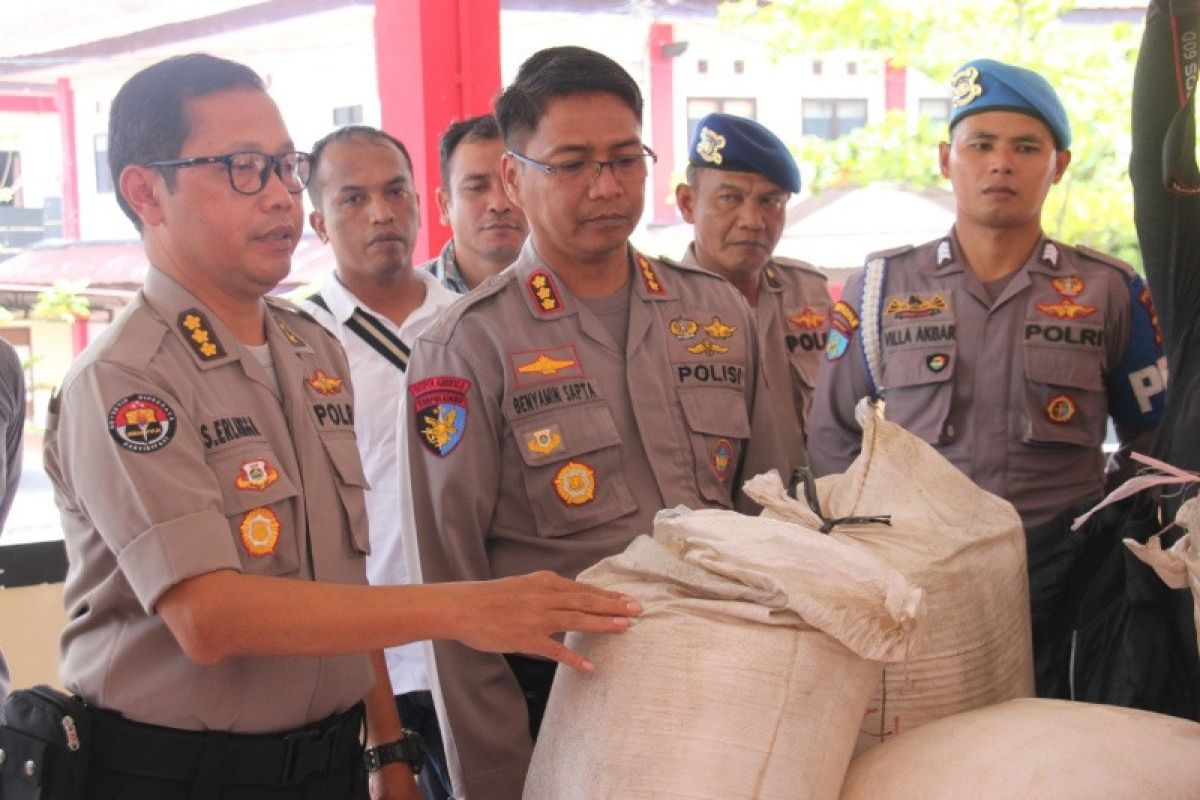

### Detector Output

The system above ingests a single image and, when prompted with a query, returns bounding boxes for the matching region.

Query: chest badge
[1051,275,1085,297]
[1038,274,1096,319]
[927,353,949,373]
[554,461,596,506]
[517,353,577,377]
[703,316,737,338]
[308,369,344,395]
[526,427,563,456]
[1046,394,1077,424]
[686,340,731,356]
[669,317,700,340]
[789,308,827,330]
[883,293,949,319]
[239,507,281,556]
[236,459,279,491]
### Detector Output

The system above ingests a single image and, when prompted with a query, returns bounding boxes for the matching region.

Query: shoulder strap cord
[859,257,887,400]
[306,293,411,373]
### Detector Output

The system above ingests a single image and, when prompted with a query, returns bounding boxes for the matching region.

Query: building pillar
[375,0,502,263]
[884,60,907,114]
[648,22,677,225]
[55,79,80,240]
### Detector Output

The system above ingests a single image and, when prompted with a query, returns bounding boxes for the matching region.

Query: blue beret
[948,59,1071,149]
[688,112,800,193]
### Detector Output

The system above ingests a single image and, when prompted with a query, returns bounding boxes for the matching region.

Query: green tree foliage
[31,280,90,322]
[722,0,1143,266]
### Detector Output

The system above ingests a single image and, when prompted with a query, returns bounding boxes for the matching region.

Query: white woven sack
[524,508,923,800]
[839,698,1200,800]
[1125,497,1200,655]
[744,400,1033,753]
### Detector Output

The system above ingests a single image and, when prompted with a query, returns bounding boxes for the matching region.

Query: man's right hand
[449,571,642,673]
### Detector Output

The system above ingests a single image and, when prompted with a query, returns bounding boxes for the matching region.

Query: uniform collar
[511,239,675,321]
[682,240,782,294]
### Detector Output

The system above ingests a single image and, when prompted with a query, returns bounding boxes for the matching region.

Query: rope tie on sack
[789,467,893,534]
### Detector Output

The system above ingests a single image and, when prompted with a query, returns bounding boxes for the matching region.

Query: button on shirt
[46,268,373,732]
[302,268,459,695]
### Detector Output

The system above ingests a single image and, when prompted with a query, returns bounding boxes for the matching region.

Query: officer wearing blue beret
[810,59,1167,696]
[676,112,832,472]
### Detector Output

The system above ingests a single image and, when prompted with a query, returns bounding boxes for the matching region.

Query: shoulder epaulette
[659,254,727,283]
[1072,244,1135,278]
[419,272,511,345]
[864,244,915,263]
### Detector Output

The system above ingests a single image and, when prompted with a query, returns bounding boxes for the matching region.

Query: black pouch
[0,685,90,800]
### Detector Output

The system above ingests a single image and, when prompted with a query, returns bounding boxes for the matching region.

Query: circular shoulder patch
[107,393,178,453]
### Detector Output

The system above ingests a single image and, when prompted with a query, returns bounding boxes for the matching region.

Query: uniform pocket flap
[207,446,300,515]
[677,386,751,438]
[881,348,955,389]
[322,435,371,489]
[513,404,622,467]
[1025,345,1103,391]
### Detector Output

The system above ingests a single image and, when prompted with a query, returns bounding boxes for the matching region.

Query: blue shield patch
[826,328,850,361]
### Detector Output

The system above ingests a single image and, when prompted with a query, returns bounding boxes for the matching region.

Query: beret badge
[951,66,983,108]
[696,126,726,165]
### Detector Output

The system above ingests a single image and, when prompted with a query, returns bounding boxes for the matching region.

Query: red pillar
[55,79,80,240]
[71,316,88,355]
[375,0,502,263]
[884,60,907,114]
[648,23,677,225]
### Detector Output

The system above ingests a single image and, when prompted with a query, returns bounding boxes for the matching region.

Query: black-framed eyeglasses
[507,145,658,185]
[145,150,313,195]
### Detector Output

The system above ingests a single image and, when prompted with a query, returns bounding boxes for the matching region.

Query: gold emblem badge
[686,340,730,356]
[526,427,563,455]
[1046,394,1076,424]
[1051,275,1085,297]
[528,271,562,314]
[669,317,700,340]
[517,353,578,377]
[703,316,737,339]
[951,66,983,108]
[696,126,726,165]
[788,308,828,330]
[422,406,460,451]
[239,507,281,556]
[235,459,279,491]
[637,254,664,295]
[883,293,950,319]
[308,369,344,395]
[1036,298,1097,319]
[554,461,596,506]
[178,310,226,360]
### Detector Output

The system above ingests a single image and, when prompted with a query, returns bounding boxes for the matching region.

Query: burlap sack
[523,506,923,800]
[744,401,1033,752]
[840,698,1200,799]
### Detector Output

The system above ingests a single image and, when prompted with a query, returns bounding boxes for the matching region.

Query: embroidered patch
[526,426,563,456]
[1138,285,1163,347]
[883,293,949,319]
[788,308,828,330]
[697,126,726,165]
[239,507,280,556]
[831,301,860,334]
[951,66,983,108]
[1051,275,1084,297]
[1036,297,1097,320]
[528,271,563,314]
[669,317,700,340]
[108,394,177,453]
[710,438,735,482]
[235,459,279,491]
[686,340,730,356]
[826,329,851,361]
[637,254,665,295]
[554,461,596,506]
[308,369,344,395]
[178,310,226,361]
[1046,394,1077,424]
[703,316,737,339]
[516,353,578,377]
[927,353,949,373]
[410,376,471,456]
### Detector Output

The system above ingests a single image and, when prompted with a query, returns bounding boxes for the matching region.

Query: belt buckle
[280,726,337,785]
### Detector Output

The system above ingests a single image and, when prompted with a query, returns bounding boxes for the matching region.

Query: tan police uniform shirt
[681,244,831,474]
[45,267,374,733]
[399,241,786,800]
[808,232,1166,531]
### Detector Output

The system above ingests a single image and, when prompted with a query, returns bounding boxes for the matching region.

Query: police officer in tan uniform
[400,46,786,800]
[40,54,638,799]
[676,112,832,471]
[808,59,1166,694]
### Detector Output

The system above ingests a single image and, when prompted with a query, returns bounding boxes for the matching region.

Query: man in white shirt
[304,125,459,799]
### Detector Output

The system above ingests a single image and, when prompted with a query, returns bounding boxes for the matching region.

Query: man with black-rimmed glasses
[399,45,785,800]
[31,53,642,799]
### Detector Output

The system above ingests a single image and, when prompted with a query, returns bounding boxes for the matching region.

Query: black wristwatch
[363,729,425,774]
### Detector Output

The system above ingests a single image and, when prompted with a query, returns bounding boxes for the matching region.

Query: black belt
[89,702,364,787]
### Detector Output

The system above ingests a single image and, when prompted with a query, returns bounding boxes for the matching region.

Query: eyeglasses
[507,145,658,185]
[145,150,313,195]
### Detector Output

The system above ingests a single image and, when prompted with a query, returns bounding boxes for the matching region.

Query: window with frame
[801,98,868,140]
[332,105,364,126]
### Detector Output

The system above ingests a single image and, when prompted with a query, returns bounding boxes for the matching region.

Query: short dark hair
[306,125,414,206]
[108,53,265,232]
[494,46,643,150]
[438,114,501,188]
